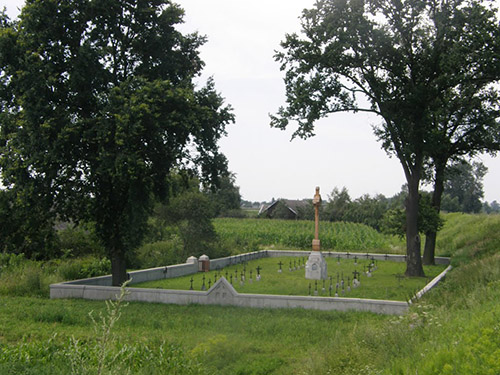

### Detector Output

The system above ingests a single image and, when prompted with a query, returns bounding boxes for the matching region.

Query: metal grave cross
[201,275,206,291]
[256,266,262,281]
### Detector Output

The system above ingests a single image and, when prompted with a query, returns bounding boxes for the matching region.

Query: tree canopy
[271,0,500,276]
[0,0,234,285]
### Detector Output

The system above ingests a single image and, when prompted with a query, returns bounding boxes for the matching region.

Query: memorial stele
[305,186,328,280]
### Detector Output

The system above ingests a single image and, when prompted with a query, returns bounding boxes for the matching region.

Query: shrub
[57,224,105,258]
[132,238,185,269]
[58,257,111,281]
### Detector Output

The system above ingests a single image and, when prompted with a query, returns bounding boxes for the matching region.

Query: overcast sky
[3,0,500,203]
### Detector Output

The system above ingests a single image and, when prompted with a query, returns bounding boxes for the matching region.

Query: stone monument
[305,187,328,280]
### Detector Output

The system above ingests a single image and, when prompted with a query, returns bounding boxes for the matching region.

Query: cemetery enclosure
[50,250,451,315]
[136,256,448,301]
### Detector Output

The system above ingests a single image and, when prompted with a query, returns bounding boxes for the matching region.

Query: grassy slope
[0,213,499,374]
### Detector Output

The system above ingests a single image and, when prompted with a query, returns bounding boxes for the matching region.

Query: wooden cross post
[312,186,321,251]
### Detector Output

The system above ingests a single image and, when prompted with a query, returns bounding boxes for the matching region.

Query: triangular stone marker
[206,277,238,302]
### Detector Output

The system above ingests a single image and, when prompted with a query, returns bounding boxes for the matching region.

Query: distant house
[259,199,311,220]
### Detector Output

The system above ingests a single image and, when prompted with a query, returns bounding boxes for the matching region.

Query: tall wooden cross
[312,186,321,251]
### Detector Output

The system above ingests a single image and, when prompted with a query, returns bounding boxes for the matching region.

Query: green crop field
[135,256,447,301]
[213,218,405,253]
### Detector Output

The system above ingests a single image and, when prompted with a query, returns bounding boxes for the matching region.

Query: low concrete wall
[50,277,408,315]
[129,262,198,284]
[210,251,264,270]
[412,265,453,301]
[50,250,451,315]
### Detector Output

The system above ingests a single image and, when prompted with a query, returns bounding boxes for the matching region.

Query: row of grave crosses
[190,265,263,291]
[276,253,379,296]
[277,258,307,273]
[308,271,361,297]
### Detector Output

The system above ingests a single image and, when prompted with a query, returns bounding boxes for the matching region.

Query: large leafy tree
[0,0,233,285]
[271,0,500,276]
[420,0,500,263]
[443,160,487,213]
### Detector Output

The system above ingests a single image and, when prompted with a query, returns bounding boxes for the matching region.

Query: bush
[132,238,185,269]
[58,257,111,281]
[0,261,58,297]
[0,255,111,297]
[57,224,105,258]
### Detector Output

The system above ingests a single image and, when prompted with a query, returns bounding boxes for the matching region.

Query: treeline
[0,171,242,266]
[266,159,499,231]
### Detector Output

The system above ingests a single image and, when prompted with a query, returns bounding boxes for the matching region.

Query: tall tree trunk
[405,173,425,277]
[111,250,127,286]
[423,160,446,265]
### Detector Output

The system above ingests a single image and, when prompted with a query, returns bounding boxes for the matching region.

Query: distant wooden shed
[258,199,310,220]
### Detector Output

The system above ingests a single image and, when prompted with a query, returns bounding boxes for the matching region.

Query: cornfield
[214,218,404,253]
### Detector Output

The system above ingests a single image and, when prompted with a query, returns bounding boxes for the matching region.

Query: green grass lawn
[134,256,447,301]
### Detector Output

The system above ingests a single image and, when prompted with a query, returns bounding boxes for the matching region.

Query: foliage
[0,189,59,260]
[57,224,106,258]
[482,200,500,214]
[0,255,110,297]
[442,160,487,213]
[205,172,242,217]
[271,0,500,276]
[382,192,444,237]
[152,190,227,261]
[130,239,184,269]
[323,187,352,222]
[57,257,111,281]
[0,1,233,285]
[344,194,388,231]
